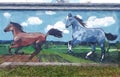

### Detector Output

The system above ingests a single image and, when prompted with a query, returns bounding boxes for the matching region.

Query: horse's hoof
[66,52,72,54]
[21,52,25,55]
[100,59,103,62]
[99,58,104,62]
[9,53,13,55]
[15,52,18,55]
[85,56,88,59]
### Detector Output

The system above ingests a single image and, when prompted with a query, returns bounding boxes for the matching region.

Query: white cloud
[21,17,43,26]
[3,12,11,19]
[45,11,56,15]
[21,22,28,26]
[66,14,82,20]
[86,16,115,28]
[45,21,69,34]
[76,14,82,19]
[46,25,53,31]
[27,17,43,25]
[63,30,69,34]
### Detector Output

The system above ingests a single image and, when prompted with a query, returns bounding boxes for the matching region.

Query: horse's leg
[29,47,41,60]
[8,48,12,55]
[15,47,24,55]
[8,43,14,55]
[106,43,110,53]
[67,40,80,53]
[85,44,96,59]
[29,42,43,60]
[67,41,73,53]
[99,43,106,61]
[8,44,19,55]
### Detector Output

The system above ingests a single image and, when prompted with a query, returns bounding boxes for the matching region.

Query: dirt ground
[0,55,39,64]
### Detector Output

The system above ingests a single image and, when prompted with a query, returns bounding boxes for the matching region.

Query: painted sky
[0,0,120,3]
[0,10,120,42]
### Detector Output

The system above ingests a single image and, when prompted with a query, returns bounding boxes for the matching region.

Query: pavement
[0,62,119,68]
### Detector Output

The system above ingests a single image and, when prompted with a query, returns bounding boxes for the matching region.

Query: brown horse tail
[46,28,63,38]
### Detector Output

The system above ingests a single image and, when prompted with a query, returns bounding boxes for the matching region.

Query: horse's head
[65,13,75,28]
[4,22,23,32]
[66,13,86,29]
[4,22,15,32]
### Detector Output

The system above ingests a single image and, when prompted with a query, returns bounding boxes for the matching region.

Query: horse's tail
[105,33,118,41]
[46,28,63,38]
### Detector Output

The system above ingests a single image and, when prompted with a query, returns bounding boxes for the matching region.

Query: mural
[0,10,119,63]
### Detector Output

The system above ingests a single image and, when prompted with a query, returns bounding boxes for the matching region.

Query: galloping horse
[65,13,117,61]
[4,22,62,60]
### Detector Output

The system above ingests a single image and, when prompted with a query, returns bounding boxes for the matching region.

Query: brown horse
[4,22,62,60]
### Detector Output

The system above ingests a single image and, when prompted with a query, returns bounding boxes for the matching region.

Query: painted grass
[0,44,119,76]
[0,44,9,55]
[0,44,117,54]
[38,48,93,63]
[0,44,118,63]
[0,66,120,77]
[57,53,92,63]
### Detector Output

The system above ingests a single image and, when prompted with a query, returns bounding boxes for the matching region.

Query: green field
[0,43,120,77]
[0,43,119,63]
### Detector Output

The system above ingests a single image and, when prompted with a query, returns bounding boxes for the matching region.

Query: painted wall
[0,10,119,42]
[0,10,119,63]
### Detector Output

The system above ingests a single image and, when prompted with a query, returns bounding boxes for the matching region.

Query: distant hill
[0,40,13,44]
[0,40,66,44]
[48,41,67,45]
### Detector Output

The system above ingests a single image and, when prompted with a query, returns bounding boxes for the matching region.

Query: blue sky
[0,10,120,42]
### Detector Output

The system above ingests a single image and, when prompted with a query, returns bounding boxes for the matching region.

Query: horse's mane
[74,16,86,27]
[10,22,24,32]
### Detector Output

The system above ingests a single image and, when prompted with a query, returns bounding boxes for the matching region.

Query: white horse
[65,13,117,61]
